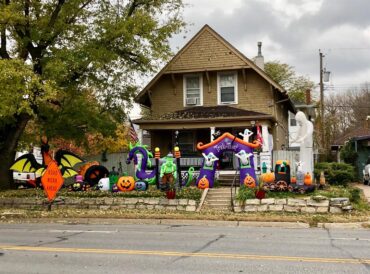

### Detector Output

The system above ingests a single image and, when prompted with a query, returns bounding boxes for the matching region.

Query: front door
[219,151,234,170]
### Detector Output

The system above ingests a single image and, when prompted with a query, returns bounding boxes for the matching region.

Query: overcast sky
[174,0,370,91]
[131,0,370,118]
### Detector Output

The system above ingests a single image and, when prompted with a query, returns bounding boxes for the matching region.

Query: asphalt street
[0,222,369,273]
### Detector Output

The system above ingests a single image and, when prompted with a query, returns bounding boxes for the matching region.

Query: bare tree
[324,83,370,150]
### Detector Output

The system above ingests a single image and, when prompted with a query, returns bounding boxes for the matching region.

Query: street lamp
[323,69,331,82]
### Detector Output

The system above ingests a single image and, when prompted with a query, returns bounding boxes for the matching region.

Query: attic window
[218,71,238,104]
[183,74,203,106]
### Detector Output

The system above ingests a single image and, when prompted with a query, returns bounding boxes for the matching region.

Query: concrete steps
[202,187,232,211]
[217,174,240,187]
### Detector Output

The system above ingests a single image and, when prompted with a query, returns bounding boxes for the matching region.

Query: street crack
[325,228,370,271]
[172,234,226,263]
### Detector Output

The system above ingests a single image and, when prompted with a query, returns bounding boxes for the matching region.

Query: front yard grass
[0,208,369,228]
[0,185,202,201]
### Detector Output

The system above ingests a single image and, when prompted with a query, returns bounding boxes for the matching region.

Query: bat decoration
[10,136,84,178]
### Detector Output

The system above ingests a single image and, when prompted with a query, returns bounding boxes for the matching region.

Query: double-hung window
[184,74,202,106]
[218,71,238,104]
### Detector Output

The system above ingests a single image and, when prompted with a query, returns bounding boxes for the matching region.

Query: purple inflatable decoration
[126,145,156,181]
[196,132,261,188]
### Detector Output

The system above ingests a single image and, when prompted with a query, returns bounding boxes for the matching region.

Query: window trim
[183,74,203,107]
[217,71,238,105]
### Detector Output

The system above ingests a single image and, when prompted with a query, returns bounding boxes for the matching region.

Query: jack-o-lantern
[198,176,209,189]
[244,174,256,188]
[261,172,275,183]
[290,176,297,184]
[117,176,135,192]
[135,181,148,191]
[304,173,312,186]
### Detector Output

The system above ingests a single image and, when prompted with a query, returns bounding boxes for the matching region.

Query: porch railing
[230,168,240,212]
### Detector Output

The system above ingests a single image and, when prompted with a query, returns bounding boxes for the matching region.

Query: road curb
[0,217,316,229]
[238,221,310,228]
[317,222,369,229]
[1,216,369,229]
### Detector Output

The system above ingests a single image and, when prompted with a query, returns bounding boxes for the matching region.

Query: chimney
[254,41,264,70]
[305,89,311,105]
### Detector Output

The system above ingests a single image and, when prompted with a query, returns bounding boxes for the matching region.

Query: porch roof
[134,106,273,127]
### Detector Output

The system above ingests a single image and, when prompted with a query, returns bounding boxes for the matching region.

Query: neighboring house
[133,25,295,170]
[331,127,370,178]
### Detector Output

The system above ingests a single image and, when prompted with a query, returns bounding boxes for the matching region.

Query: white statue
[293,111,313,176]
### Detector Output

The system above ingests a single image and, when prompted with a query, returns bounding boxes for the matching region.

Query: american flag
[256,123,263,145]
[128,117,139,143]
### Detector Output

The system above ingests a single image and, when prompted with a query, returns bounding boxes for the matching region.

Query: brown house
[134,25,294,169]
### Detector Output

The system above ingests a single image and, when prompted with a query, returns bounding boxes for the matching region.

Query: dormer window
[184,74,203,106]
[218,71,238,104]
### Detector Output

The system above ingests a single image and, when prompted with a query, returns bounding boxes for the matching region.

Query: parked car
[13,148,42,187]
[13,171,38,184]
[363,164,370,185]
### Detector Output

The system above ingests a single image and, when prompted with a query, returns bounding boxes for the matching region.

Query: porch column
[260,124,272,172]
[261,124,269,152]
[137,128,143,144]
[210,127,215,141]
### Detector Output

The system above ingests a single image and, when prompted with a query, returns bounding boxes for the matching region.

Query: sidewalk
[354,183,370,203]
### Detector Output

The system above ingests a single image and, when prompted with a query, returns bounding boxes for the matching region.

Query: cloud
[169,0,370,89]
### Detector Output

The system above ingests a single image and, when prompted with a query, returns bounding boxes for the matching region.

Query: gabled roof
[332,127,370,146]
[135,24,288,106]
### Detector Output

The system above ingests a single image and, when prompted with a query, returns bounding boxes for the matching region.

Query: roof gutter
[133,115,274,125]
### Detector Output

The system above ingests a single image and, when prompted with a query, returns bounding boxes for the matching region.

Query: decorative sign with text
[41,161,64,202]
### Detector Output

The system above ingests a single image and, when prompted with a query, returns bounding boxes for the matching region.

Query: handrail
[230,168,240,211]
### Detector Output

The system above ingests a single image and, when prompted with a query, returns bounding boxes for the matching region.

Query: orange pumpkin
[304,173,312,186]
[198,176,209,189]
[117,176,135,192]
[261,172,275,183]
[290,176,297,184]
[244,174,256,188]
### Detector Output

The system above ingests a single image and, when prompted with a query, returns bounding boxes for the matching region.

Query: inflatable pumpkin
[304,173,312,186]
[244,174,256,188]
[290,176,297,184]
[117,176,135,192]
[261,172,274,183]
[198,176,209,189]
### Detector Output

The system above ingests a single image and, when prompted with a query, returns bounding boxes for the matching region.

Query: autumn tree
[265,61,315,104]
[0,0,185,189]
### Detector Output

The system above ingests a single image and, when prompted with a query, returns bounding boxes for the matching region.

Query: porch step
[206,198,230,203]
[208,187,230,195]
[207,194,231,199]
[217,174,240,187]
[202,204,231,211]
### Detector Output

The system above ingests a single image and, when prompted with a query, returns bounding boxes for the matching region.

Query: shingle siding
[151,70,274,117]
[167,29,246,72]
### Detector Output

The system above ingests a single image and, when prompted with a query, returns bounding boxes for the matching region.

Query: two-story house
[133,25,295,170]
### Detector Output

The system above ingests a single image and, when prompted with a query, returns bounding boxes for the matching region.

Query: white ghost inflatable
[294,111,313,176]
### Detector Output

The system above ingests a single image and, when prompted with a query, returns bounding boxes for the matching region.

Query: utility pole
[319,50,325,154]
